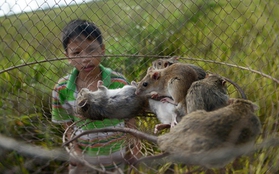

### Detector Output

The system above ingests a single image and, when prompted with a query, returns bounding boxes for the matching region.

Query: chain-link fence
[0,0,279,173]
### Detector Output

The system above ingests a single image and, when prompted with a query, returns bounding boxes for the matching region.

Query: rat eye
[143,82,148,87]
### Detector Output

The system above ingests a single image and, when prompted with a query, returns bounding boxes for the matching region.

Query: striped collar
[66,64,112,92]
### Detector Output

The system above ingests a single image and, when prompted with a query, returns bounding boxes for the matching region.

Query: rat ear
[251,103,259,111]
[131,81,138,87]
[152,72,160,80]
[147,67,154,73]
[170,56,180,62]
[227,98,235,105]
[222,79,226,86]
[164,62,170,68]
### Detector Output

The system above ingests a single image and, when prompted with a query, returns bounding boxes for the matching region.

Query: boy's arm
[63,121,82,155]
[109,70,142,163]
[124,118,142,164]
[51,84,73,123]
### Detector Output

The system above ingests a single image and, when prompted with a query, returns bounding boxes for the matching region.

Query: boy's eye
[87,47,98,54]
[72,51,81,56]
[89,48,96,53]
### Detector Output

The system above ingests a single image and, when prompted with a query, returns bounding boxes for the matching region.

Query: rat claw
[160,97,177,105]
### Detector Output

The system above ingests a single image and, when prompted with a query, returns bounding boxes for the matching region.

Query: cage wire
[0,0,279,173]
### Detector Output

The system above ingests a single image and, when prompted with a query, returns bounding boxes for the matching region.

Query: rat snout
[135,87,144,95]
[135,90,140,95]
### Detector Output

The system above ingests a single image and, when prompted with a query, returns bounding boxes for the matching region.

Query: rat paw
[154,124,171,134]
[97,80,103,87]
[170,121,178,128]
[171,115,178,127]
[160,97,177,105]
[150,92,159,99]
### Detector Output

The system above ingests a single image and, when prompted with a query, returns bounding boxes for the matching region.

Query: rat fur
[76,80,148,120]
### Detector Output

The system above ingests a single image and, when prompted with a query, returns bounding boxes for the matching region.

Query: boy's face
[65,35,105,73]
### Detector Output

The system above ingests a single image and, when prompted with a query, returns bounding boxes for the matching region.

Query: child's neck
[76,68,102,91]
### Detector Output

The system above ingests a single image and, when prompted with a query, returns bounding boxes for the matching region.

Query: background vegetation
[0,0,278,173]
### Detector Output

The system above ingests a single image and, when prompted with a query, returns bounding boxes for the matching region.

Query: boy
[51,19,139,173]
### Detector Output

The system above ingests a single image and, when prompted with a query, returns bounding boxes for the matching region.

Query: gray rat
[186,73,229,114]
[152,56,206,80]
[65,98,262,169]
[76,80,149,120]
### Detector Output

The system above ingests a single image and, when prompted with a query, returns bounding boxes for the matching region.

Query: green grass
[0,0,278,173]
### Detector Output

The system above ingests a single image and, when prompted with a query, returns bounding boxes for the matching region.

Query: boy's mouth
[82,65,94,72]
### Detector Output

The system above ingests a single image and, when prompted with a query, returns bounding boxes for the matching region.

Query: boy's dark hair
[62,19,103,52]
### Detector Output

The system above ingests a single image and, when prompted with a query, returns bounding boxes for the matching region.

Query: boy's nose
[82,56,92,64]
[80,51,91,62]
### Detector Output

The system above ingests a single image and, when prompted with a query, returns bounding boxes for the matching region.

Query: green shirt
[52,65,129,156]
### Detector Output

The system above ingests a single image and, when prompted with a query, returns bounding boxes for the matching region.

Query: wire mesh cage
[0,0,279,173]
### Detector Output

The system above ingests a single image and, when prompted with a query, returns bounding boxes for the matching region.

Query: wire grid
[0,0,279,173]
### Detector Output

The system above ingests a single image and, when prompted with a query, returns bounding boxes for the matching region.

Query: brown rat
[152,57,246,99]
[135,63,199,125]
[157,98,261,168]
[135,63,199,106]
[152,56,206,80]
[186,73,229,114]
[64,98,262,169]
[136,63,198,99]
[166,73,246,122]
[76,80,149,120]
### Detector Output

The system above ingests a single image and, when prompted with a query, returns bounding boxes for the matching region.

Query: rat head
[206,74,227,92]
[135,67,163,96]
[152,56,179,69]
[228,98,259,112]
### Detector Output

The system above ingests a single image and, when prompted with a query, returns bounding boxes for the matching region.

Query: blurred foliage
[0,0,278,173]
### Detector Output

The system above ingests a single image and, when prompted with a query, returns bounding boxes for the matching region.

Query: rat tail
[63,127,158,146]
